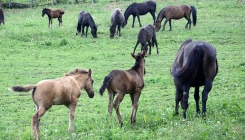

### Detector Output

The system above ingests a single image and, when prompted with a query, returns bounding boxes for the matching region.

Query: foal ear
[131,53,136,59]
[88,69,92,76]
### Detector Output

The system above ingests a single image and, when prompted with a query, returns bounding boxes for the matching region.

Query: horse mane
[124,3,134,20]
[65,68,88,76]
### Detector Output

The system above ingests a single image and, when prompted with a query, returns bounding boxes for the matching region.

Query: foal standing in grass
[42,8,65,28]
[9,68,94,140]
[99,52,146,127]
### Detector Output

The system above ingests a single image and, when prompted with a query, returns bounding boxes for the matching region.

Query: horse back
[111,8,125,24]
[162,5,191,19]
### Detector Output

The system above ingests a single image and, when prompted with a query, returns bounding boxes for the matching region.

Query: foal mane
[65,68,88,76]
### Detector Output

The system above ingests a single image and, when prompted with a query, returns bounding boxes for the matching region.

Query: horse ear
[142,51,146,57]
[131,53,136,59]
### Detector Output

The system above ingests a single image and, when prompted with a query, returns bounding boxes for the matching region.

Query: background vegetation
[0,0,245,139]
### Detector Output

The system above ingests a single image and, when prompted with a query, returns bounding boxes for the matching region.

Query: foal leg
[66,101,77,132]
[108,90,115,117]
[181,85,190,119]
[117,25,121,37]
[194,86,201,117]
[85,26,89,37]
[32,106,47,140]
[147,41,151,55]
[162,19,169,31]
[113,92,125,127]
[169,19,172,31]
[175,87,182,115]
[81,25,85,36]
[130,92,141,124]
[132,16,136,28]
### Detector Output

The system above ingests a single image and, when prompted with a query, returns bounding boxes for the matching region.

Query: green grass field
[0,0,245,139]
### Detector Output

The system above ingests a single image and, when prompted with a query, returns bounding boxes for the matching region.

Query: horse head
[121,21,127,28]
[109,25,116,38]
[155,19,162,32]
[91,25,97,38]
[42,8,47,17]
[84,69,94,98]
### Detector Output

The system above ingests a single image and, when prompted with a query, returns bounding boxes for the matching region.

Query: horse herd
[7,1,218,140]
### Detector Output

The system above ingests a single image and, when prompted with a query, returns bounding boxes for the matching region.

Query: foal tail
[191,6,197,26]
[99,75,112,96]
[172,44,204,85]
[9,85,36,92]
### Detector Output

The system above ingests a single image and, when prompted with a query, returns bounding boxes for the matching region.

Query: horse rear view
[99,52,146,127]
[155,5,197,31]
[76,11,97,38]
[42,8,65,28]
[110,8,125,38]
[0,7,4,25]
[133,24,159,55]
[171,39,218,119]
[9,68,94,140]
[122,0,156,28]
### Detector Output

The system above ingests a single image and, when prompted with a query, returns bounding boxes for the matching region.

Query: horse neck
[72,74,87,89]
[88,16,95,28]
[156,9,164,21]
[132,59,145,77]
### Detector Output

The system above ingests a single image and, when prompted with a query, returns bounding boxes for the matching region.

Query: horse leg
[202,78,213,118]
[85,26,89,37]
[175,87,182,115]
[162,19,169,31]
[81,25,85,36]
[185,17,191,29]
[133,41,139,54]
[147,41,151,55]
[130,92,141,124]
[113,92,125,127]
[154,37,159,54]
[66,101,77,132]
[181,85,190,119]
[169,19,172,31]
[32,106,47,140]
[150,12,156,25]
[108,89,115,117]
[136,15,142,27]
[194,86,201,117]
[118,25,122,37]
[132,16,136,28]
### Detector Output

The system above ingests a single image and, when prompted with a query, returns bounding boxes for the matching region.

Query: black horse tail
[172,44,204,85]
[99,75,112,96]
[191,6,197,26]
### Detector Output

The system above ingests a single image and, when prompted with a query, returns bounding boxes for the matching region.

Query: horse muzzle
[88,92,94,98]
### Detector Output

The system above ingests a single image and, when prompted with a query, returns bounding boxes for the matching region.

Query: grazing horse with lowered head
[122,0,156,28]
[133,24,159,55]
[76,11,97,38]
[110,8,125,38]
[99,52,146,127]
[42,8,65,28]
[9,68,94,140]
[0,7,4,25]
[171,39,218,119]
[155,5,197,31]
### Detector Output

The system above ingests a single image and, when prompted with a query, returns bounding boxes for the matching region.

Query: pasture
[0,0,245,139]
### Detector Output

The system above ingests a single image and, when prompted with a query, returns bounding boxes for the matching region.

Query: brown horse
[99,52,146,127]
[171,39,218,119]
[0,7,4,25]
[133,24,159,55]
[155,5,197,31]
[110,8,125,38]
[9,68,94,140]
[42,8,65,28]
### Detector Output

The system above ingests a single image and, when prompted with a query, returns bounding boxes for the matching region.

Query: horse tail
[9,85,36,92]
[172,44,204,85]
[99,75,112,96]
[191,6,197,26]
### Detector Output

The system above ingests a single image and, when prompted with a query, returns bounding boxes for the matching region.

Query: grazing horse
[0,7,4,25]
[76,11,97,38]
[42,8,65,28]
[155,5,197,31]
[9,68,94,140]
[171,39,218,119]
[133,24,159,55]
[110,8,125,38]
[122,1,156,28]
[99,52,146,127]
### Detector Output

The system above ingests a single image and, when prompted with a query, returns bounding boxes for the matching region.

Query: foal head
[42,8,49,17]
[83,69,94,98]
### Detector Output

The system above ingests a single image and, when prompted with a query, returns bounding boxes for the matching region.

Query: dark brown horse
[0,7,4,25]
[9,68,94,140]
[99,52,146,127]
[42,8,65,28]
[155,5,197,31]
[76,11,97,38]
[171,39,218,119]
[110,8,125,38]
[133,24,159,55]
[122,0,156,28]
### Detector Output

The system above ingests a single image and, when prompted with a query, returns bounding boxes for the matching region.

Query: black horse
[122,1,156,28]
[133,24,159,55]
[76,11,97,38]
[110,8,125,38]
[0,7,4,25]
[171,39,218,119]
